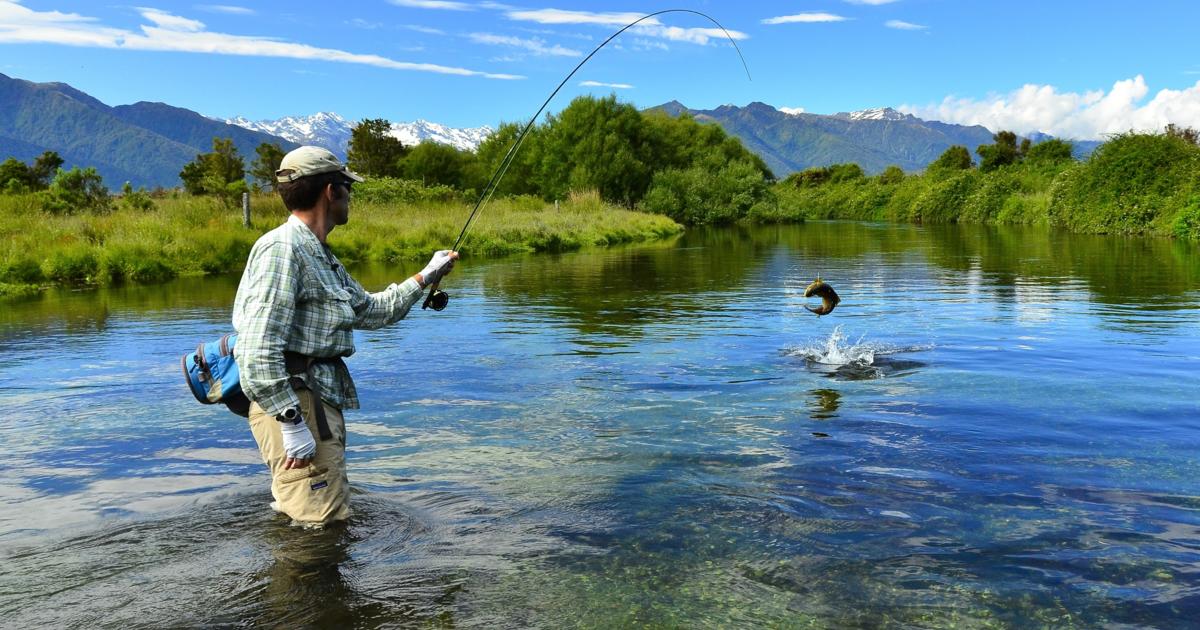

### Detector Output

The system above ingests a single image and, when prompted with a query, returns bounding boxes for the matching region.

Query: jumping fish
[803,278,840,316]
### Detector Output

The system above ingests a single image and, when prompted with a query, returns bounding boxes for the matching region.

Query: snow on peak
[224,112,492,158]
[839,107,912,122]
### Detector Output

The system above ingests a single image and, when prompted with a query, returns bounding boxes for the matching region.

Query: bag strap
[283,351,335,441]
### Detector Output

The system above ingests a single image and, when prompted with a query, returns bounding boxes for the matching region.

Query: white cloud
[901,76,1200,139]
[0,2,520,79]
[780,106,805,115]
[387,0,473,10]
[763,13,848,25]
[885,20,926,30]
[580,80,633,89]
[506,8,748,45]
[469,32,580,56]
[196,5,255,15]
[403,24,446,35]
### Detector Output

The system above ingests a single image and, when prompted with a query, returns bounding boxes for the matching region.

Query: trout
[803,278,840,316]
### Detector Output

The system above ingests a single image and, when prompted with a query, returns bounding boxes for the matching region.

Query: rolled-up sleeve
[347,276,424,330]
[233,241,302,416]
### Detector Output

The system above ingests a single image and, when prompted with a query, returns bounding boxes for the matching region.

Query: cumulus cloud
[762,13,848,25]
[0,2,520,79]
[901,76,1200,139]
[779,106,806,115]
[469,32,581,56]
[885,20,926,30]
[580,80,633,89]
[506,8,748,45]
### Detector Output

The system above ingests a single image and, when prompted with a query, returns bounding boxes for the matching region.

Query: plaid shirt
[233,215,424,416]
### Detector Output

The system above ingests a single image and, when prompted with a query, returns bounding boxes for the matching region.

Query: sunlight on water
[784,325,932,379]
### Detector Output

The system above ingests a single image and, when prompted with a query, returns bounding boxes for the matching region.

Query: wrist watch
[276,407,303,424]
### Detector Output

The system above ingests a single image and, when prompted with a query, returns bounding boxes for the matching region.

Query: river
[2,222,1199,627]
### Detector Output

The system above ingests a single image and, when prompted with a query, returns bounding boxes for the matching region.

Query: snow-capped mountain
[833,107,915,122]
[225,112,492,158]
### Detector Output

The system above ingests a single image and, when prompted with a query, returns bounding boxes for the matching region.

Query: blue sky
[2,0,1199,139]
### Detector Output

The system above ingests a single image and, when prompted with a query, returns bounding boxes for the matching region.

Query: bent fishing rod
[422,8,750,311]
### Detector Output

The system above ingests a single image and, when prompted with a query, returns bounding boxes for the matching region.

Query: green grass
[0,188,682,298]
[771,131,1200,237]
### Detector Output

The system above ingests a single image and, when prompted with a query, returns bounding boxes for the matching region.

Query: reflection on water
[2,222,1200,626]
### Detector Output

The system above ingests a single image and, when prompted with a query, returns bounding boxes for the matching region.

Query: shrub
[42,167,111,214]
[642,158,772,225]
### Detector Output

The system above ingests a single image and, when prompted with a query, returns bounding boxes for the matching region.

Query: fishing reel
[422,287,449,311]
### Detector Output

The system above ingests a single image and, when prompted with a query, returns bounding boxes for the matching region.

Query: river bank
[0,189,682,298]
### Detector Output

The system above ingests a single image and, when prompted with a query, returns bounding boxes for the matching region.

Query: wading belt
[283,351,345,441]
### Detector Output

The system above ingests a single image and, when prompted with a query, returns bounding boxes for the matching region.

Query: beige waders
[248,389,350,524]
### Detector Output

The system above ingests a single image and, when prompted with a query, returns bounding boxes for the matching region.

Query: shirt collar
[286,214,334,262]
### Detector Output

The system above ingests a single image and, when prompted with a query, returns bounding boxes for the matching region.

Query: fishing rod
[422,8,751,311]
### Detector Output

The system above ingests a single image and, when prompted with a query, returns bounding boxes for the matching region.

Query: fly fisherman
[233,146,457,525]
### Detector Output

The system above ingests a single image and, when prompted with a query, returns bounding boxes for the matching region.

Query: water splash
[785,326,929,379]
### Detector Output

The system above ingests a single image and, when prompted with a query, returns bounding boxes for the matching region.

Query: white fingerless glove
[280,419,317,460]
[419,250,455,287]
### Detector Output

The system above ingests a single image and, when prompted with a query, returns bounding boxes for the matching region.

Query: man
[233,145,456,525]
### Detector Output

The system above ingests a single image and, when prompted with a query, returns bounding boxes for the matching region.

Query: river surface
[2,222,1199,628]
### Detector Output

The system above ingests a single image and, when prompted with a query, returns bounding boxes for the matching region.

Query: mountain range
[0,72,298,189]
[225,113,492,160]
[0,72,1099,189]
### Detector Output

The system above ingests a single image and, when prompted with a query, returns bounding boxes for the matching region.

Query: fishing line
[423,8,751,311]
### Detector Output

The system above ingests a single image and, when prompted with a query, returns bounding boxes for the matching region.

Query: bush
[353,177,463,204]
[42,167,111,214]
[642,158,773,225]
[1172,195,1200,239]
[1048,131,1200,234]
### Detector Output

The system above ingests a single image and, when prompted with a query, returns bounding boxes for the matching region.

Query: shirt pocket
[324,285,357,330]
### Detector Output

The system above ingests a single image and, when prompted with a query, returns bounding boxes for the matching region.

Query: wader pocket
[276,465,327,486]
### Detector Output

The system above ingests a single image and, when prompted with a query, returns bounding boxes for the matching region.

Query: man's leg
[248,391,350,524]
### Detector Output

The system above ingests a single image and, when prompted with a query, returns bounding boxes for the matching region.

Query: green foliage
[42,167,111,214]
[179,137,248,208]
[1025,138,1074,165]
[927,145,974,172]
[0,151,61,193]
[909,170,981,223]
[353,177,463,204]
[642,158,774,225]
[879,165,906,185]
[398,142,476,188]
[977,131,1022,172]
[785,163,864,188]
[347,118,407,178]
[471,97,773,223]
[251,142,287,192]
[120,181,154,212]
[1172,196,1200,239]
[1049,131,1200,234]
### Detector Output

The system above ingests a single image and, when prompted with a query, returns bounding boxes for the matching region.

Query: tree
[179,137,248,206]
[397,141,475,188]
[347,118,407,178]
[30,151,64,188]
[976,131,1021,172]
[928,145,974,172]
[0,157,32,194]
[251,142,287,191]
[42,167,111,214]
[879,165,906,184]
[1025,138,1074,164]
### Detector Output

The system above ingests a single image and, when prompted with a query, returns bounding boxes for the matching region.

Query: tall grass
[0,188,681,298]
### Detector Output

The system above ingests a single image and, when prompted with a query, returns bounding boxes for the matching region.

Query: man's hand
[280,419,316,469]
[418,250,459,287]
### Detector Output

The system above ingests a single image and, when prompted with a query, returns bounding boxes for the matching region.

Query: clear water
[1,222,1199,627]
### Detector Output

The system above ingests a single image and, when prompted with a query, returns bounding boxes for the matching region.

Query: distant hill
[226,112,493,159]
[0,73,297,189]
[647,101,1099,176]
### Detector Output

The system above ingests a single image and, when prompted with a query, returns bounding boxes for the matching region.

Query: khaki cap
[276,146,364,183]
